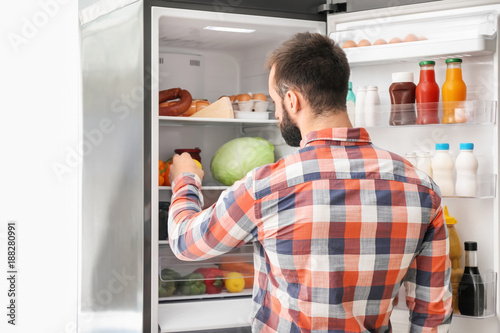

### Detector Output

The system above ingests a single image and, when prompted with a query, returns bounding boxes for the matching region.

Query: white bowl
[234,111,269,119]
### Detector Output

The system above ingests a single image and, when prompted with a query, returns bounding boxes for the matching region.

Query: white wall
[1,1,79,332]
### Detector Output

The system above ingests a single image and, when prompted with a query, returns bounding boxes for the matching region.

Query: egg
[373,39,388,45]
[237,94,252,102]
[342,40,357,48]
[253,93,268,101]
[404,33,419,42]
[357,39,372,47]
[228,95,237,102]
[389,37,403,44]
[419,36,428,41]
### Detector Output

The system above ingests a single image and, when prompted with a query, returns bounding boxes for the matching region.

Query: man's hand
[168,152,204,185]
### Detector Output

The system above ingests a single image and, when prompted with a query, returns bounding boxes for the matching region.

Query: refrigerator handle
[318,0,347,14]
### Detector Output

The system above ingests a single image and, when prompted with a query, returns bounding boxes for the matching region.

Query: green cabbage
[210,137,274,186]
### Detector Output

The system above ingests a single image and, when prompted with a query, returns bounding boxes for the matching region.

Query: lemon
[224,272,245,293]
[193,159,202,169]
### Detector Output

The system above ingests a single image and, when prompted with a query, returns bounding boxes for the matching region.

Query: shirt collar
[299,127,372,148]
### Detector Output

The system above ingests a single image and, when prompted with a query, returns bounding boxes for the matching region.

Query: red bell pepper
[193,267,224,294]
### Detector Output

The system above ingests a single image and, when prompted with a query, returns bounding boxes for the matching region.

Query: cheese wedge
[190,96,234,118]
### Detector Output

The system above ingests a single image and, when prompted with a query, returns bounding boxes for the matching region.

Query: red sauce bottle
[416,60,440,124]
[389,72,417,126]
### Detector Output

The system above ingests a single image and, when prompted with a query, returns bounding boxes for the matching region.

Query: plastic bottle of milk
[455,143,478,197]
[431,143,455,196]
[355,86,367,127]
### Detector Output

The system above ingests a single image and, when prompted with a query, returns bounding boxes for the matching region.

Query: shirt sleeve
[404,203,453,333]
[167,171,259,261]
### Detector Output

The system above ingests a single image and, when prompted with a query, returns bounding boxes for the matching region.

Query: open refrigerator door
[328,0,499,331]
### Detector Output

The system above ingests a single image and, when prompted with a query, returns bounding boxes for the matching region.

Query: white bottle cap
[367,85,378,91]
[392,72,414,83]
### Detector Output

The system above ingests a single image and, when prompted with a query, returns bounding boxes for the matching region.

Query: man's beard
[279,100,302,147]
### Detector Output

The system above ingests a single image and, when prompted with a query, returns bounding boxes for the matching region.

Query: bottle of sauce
[364,86,380,127]
[442,58,467,124]
[389,72,417,125]
[455,143,478,197]
[458,241,485,316]
[346,81,356,125]
[431,143,454,196]
[444,206,462,314]
[416,60,440,124]
[355,86,367,127]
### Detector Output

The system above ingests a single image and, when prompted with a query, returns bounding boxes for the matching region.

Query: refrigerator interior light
[203,26,255,33]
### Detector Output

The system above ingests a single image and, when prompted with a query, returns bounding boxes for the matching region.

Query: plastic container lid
[444,206,456,225]
[460,143,474,150]
[464,241,477,251]
[446,58,463,64]
[419,60,436,66]
[392,72,414,83]
[435,143,450,150]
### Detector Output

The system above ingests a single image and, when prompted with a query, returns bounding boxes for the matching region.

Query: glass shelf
[159,115,277,127]
[160,185,229,191]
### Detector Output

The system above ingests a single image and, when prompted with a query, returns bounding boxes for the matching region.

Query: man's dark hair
[266,32,350,115]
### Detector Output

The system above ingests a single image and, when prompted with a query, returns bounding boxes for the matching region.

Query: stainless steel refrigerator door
[79,1,150,332]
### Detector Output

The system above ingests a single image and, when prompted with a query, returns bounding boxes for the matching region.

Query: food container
[174,148,201,163]
[237,101,253,111]
[237,100,270,112]
[253,100,269,112]
[234,111,269,119]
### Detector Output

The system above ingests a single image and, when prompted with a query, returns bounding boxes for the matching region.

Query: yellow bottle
[445,206,463,313]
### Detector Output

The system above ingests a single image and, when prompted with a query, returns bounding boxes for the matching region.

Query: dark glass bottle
[458,241,484,316]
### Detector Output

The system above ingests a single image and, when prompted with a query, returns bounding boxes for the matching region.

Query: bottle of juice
[442,58,467,124]
[416,60,440,124]
[444,206,463,314]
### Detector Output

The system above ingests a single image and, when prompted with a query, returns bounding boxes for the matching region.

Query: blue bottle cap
[435,143,450,150]
[460,143,474,150]
[348,81,352,90]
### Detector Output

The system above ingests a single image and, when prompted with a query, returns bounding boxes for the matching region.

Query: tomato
[224,272,245,293]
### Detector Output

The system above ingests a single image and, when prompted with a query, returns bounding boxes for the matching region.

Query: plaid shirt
[169,127,453,332]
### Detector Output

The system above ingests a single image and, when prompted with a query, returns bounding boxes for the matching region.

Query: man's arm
[404,204,453,332]
[167,168,259,261]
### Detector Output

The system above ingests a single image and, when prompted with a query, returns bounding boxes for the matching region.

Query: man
[168,32,452,332]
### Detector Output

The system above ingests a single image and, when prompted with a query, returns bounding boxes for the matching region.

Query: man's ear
[285,90,301,115]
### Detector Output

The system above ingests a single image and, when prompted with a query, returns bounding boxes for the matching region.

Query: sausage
[159,88,192,116]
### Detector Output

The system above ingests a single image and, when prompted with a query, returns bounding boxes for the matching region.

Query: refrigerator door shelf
[337,35,496,66]
[351,100,497,128]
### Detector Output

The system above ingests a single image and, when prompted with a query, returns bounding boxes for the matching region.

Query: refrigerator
[78,0,500,332]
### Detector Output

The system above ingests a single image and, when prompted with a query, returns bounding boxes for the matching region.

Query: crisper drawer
[158,244,254,301]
